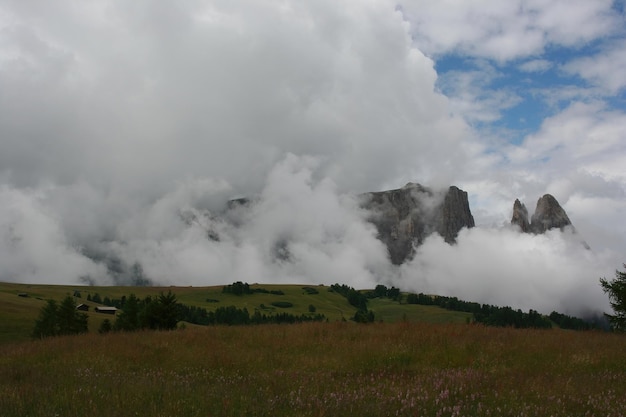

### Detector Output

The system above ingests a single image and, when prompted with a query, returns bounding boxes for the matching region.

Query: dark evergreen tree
[600,265,626,331]
[99,319,112,334]
[139,296,160,329]
[57,296,75,335]
[222,281,252,295]
[353,309,375,323]
[32,296,88,338]
[32,300,59,339]
[373,284,388,298]
[155,291,180,330]
[387,287,401,300]
[114,293,140,331]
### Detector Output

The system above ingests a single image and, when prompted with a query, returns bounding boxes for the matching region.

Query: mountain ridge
[222,183,578,265]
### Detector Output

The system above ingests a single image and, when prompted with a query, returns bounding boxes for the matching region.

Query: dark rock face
[530,194,572,233]
[361,183,475,265]
[437,186,476,243]
[511,194,572,234]
[511,199,530,232]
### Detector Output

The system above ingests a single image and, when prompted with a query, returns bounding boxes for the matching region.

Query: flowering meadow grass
[1,322,625,416]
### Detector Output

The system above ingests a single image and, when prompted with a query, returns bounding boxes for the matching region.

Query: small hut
[95,306,117,315]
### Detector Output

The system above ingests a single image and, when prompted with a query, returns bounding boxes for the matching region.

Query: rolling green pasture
[0,282,470,343]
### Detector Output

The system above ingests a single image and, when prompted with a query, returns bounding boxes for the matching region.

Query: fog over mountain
[1,1,624,317]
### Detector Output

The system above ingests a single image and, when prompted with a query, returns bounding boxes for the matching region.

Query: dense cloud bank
[0,155,617,316]
[1,1,624,317]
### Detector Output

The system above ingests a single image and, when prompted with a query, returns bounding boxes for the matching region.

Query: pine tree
[600,264,626,331]
[32,300,59,339]
[156,291,179,330]
[32,296,88,339]
[114,293,140,331]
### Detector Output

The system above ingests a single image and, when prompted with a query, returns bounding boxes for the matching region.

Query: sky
[1,0,625,317]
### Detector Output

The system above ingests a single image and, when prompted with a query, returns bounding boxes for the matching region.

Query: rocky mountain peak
[511,199,530,232]
[511,194,572,234]
[361,184,474,265]
[530,194,572,233]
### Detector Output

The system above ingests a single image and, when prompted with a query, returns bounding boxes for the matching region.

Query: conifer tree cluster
[32,296,88,339]
[105,291,180,332]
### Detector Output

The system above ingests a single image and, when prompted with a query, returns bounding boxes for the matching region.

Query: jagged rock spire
[511,199,530,232]
[512,194,572,234]
[530,194,572,233]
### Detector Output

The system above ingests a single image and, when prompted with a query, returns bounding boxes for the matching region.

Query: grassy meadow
[0,282,471,343]
[2,322,626,416]
[1,282,625,416]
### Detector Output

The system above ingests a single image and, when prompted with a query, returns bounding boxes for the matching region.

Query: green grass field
[0,282,470,343]
[1,282,625,416]
[1,322,625,416]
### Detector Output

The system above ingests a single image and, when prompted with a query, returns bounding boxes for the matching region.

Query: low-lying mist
[0,155,616,318]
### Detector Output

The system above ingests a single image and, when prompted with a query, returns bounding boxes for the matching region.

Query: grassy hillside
[0,282,471,343]
[1,322,625,416]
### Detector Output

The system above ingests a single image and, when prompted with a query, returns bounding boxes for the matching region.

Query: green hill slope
[0,282,470,344]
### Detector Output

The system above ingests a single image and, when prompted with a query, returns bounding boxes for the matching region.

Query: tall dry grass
[1,322,625,416]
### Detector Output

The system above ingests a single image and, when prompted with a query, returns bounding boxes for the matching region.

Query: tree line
[330,283,375,323]
[33,289,328,339]
[222,281,284,296]
[402,291,592,330]
[35,266,626,340]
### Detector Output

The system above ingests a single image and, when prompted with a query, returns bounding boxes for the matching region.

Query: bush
[99,319,112,334]
[271,301,293,308]
[222,281,251,295]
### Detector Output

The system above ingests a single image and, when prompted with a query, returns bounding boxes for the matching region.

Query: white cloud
[401,0,619,61]
[564,39,626,94]
[458,100,626,261]
[401,227,616,316]
[91,154,391,288]
[510,102,626,180]
[0,185,106,284]
[0,0,467,196]
[519,59,553,73]
[437,62,522,124]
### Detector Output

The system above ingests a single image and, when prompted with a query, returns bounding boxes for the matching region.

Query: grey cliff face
[530,194,572,233]
[511,194,572,234]
[436,186,476,243]
[360,183,475,265]
[511,199,530,232]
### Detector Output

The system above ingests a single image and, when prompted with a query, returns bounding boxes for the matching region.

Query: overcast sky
[1,0,625,316]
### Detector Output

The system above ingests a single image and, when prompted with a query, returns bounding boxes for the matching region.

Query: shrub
[271,301,293,308]
[99,319,112,334]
